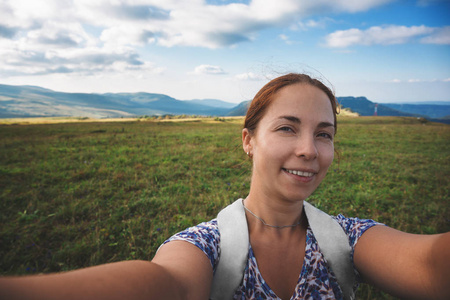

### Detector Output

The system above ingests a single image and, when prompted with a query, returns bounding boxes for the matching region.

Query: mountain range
[1,84,449,123]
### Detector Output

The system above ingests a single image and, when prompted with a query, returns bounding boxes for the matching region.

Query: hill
[337,97,418,117]
[0,84,236,118]
[382,103,450,119]
[185,99,237,109]
[227,100,251,116]
[1,84,449,123]
[337,96,450,124]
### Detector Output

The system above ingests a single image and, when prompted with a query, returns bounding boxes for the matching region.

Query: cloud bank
[192,65,227,75]
[325,25,450,47]
[0,0,399,77]
[0,0,447,80]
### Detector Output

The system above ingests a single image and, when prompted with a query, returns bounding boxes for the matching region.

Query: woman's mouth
[283,168,316,177]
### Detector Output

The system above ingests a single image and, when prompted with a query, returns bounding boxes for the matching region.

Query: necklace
[242,200,302,229]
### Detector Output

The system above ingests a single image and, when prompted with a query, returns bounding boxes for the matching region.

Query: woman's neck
[243,192,304,231]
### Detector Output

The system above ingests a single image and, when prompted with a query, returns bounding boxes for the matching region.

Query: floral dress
[163,214,381,299]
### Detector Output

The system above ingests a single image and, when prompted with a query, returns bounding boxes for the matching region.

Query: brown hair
[244,73,338,134]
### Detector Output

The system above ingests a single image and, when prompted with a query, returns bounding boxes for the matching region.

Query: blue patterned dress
[163,213,381,299]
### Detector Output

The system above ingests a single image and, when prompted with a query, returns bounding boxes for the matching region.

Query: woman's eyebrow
[279,115,300,123]
[318,121,334,129]
[279,116,334,129]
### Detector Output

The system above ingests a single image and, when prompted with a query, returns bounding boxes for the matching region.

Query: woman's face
[243,83,335,203]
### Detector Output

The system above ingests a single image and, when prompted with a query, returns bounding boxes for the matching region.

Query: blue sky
[0,0,449,103]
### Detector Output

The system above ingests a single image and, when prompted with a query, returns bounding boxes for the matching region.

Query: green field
[1,116,449,299]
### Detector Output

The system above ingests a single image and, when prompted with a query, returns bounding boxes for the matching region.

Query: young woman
[1,73,449,300]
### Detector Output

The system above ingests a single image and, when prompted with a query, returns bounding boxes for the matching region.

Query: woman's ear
[242,128,252,155]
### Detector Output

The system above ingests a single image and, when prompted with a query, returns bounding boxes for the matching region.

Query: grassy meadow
[0,116,449,299]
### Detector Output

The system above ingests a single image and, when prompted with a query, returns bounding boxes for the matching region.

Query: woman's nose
[295,135,318,160]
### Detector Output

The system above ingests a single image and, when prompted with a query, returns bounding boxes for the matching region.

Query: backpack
[209,199,356,300]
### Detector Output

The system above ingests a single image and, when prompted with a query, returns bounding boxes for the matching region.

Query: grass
[0,116,448,299]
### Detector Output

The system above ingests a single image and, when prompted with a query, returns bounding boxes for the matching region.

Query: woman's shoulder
[163,219,220,270]
[166,219,219,241]
[332,214,384,248]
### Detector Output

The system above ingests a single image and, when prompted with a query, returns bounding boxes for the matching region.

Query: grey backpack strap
[210,199,355,300]
[303,201,356,300]
[210,199,249,300]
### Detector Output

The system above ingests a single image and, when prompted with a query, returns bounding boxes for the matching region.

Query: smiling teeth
[286,169,314,177]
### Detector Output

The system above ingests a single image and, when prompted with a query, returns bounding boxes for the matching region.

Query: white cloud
[0,0,411,80]
[1,0,78,28]
[278,34,295,45]
[25,21,95,49]
[288,0,393,16]
[325,25,436,47]
[235,72,265,81]
[0,0,398,49]
[100,25,156,47]
[0,1,169,78]
[192,64,226,75]
[420,26,450,45]
[389,78,450,83]
[0,42,164,77]
[279,34,289,41]
[293,18,335,31]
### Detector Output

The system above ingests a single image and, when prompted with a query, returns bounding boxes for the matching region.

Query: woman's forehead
[264,84,334,121]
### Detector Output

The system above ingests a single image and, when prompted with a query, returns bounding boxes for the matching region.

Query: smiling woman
[242,80,336,206]
[0,73,449,300]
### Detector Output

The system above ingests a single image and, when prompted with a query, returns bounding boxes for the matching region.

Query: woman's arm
[354,226,450,299]
[152,240,213,299]
[0,241,213,300]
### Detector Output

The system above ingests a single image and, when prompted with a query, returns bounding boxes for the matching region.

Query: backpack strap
[210,199,355,300]
[210,199,248,300]
[303,201,356,300]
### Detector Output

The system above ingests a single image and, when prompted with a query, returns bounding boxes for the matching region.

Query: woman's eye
[317,132,333,140]
[279,126,293,132]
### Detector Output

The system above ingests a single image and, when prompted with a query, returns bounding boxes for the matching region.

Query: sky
[1,0,449,104]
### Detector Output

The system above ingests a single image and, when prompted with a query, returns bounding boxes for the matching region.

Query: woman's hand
[0,241,212,300]
[354,226,450,299]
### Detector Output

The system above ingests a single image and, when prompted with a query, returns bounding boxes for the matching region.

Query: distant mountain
[392,101,450,105]
[382,103,450,119]
[337,97,450,124]
[227,100,251,116]
[0,84,238,118]
[185,99,237,109]
[0,84,448,124]
[0,85,137,118]
[228,97,427,118]
[337,97,419,117]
